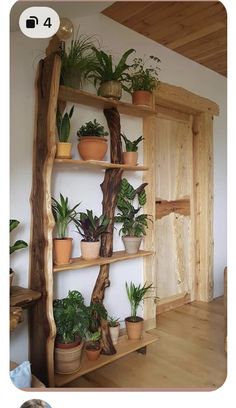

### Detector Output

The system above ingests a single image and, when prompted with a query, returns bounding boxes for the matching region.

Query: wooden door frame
[143,82,219,327]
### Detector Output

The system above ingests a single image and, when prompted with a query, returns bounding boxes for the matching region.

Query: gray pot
[62,66,82,89]
[122,236,143,254]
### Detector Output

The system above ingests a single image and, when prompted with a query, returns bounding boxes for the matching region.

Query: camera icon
[26,16,38,29]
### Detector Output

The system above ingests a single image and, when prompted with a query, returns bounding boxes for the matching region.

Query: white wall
[10,11,226,363]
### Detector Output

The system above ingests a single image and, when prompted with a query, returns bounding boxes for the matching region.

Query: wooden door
[155,113,194,311]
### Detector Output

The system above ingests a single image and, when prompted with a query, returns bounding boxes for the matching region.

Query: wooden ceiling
[102,1,227,77]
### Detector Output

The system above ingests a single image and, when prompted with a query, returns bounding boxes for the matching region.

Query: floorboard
[65,297,227,390]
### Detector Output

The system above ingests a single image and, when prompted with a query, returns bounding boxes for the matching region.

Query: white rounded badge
[19,7,60,38]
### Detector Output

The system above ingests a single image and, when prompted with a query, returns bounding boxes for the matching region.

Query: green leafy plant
[88,47,135,89]
[56,106,74,142]
[108,316,120,327]
[115,178,151,237]
[53,290,90,344]
[10,219,28,255]
[77,119,108,138]
[73,209,109,242]
[52,194,80,239]
[126,281,153,320]
[60,30,99,87]
[124,55,161,93]
[121,133,144,152]
[85,330,101,350]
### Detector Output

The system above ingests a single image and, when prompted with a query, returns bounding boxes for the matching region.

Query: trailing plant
[56,106,74,142]
[88,47,135,89]
[108,316,120,327]
[126,281,154,320]
[115,178,151,237]
[124,55,161,93]
[53,290,90,344]
[60,30,99,87]
[10,219,28,255]
[77,119,108,138]
[121,133,144,152]
[52,194,80,239]
[73,209,109,242]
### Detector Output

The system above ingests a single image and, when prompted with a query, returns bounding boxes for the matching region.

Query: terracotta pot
[109,323,120,345]
[132,90,152,107]
[98,80,122,100]
[122,151,138,166]
[85,343,101,361]
[122,236,143,254]
[54,341,83,374]
[56,142,72,159]
[80,240,101,260]
[125,316,143,340]
[53,238,73,265]
[77,137,108,161]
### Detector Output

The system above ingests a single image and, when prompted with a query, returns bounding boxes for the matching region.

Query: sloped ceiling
[102,1,227,77]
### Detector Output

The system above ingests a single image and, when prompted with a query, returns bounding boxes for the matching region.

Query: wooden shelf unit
[10,286,41,331]
[54,332,158,387]
[53,250,154,273]
[58,85,156,118]
[54,158,149,171]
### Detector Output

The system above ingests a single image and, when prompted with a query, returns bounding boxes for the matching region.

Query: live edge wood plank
[54,332,158,387]
[10,286,41,308]
[54,159,149,171]
[53,250,154,273]
[58,86,156,117]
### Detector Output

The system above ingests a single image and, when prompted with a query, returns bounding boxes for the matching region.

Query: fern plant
[115,178,151,237]
[121,133,144,152]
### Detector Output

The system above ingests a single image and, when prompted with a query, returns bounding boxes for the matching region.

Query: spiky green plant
[52,194,80,239]
[56,106,74,142]
[108,316,120,327]
[73,209,109,242]
[88,47,135,89]
[121,133,144,152]
[10,219,28,255]
[126,281,153,320]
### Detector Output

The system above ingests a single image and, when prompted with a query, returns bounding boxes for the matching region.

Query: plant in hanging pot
[125,281,153,340]
[10,219,28,286]
[53,290,90,374]
[115,178,152,254]
[77,119,109,161]
[60,30,99,89]
[52,194,80,265]
[108,316,120,345]
[56,105,74,159]
[125,55,161,107]
[121,133,144,166]
[73,209,109,260]
[88,47,135,100]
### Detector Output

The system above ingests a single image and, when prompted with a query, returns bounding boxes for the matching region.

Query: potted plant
[60,30,99,89]
[121,133,144,166]
[108,316,120,345]
[88,47,135,100]
[10,219,28,286]
[56,105,74,159]
[84,331,102,361]
[73,209,109,259]
[52,194,80,265]
[125,55,161,107]
[53,290,90,374]
[77,119,109,161]
[115,178,151,254]
[125,281,153,340]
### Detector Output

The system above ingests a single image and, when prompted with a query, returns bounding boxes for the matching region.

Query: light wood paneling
[102,1,227,76]
[65,297,226,389]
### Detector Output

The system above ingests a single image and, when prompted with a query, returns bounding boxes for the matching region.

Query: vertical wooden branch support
[91,108,123,355]
[29,53,61,386]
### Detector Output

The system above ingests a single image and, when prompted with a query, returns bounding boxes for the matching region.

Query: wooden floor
[66,297,227,390]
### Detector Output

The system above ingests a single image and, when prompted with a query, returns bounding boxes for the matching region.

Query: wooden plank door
[155,113,194,313]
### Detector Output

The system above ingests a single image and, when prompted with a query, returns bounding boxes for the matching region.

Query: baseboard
[156,293,191,315]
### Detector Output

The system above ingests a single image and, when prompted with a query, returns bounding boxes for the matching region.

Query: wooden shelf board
[53,250,154,273]
[54,332,158,387]
[58,86,156,118]
[10,306,24,331]
[54,159,149,171]
[10,286,42,308]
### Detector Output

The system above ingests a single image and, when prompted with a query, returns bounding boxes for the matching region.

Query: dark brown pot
[125,316,143,340]
[98,80,122,100]
[132,90,152,107]
[77,137,108,161]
